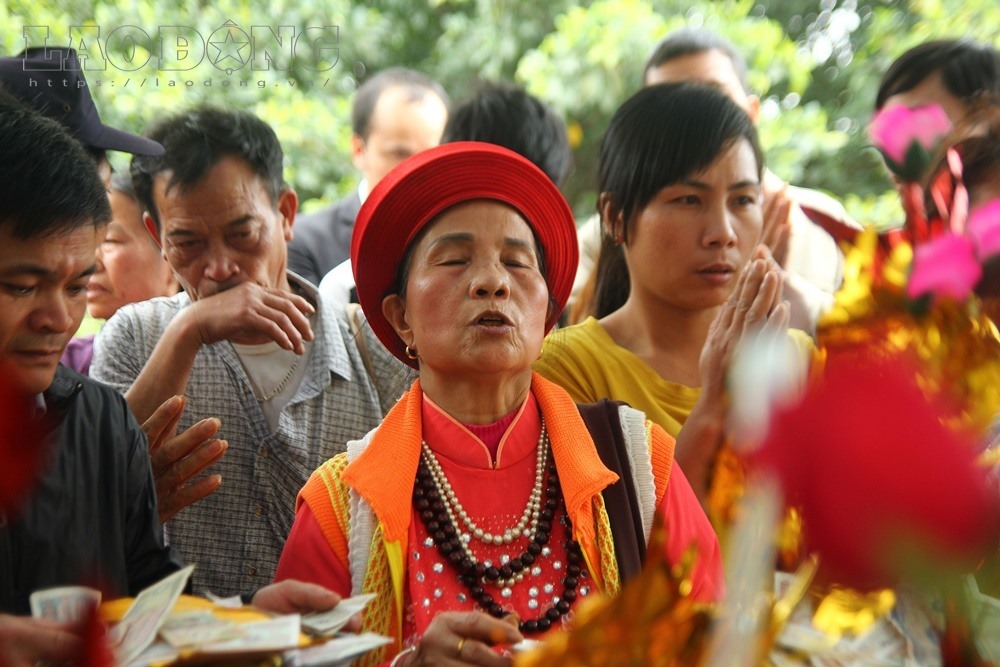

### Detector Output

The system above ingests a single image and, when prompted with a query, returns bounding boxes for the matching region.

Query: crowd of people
[0,27,998,667]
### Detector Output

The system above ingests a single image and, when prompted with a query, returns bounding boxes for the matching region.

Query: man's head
[350,68,449,189]
[0,89,111,394]
[131,107,297,301]
[441,82,571,187]
[875,39,1000,123]
[643,28,759,123]
[0,47,165,186]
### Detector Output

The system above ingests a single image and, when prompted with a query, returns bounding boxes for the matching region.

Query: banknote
[196,613,302,654]
[291,632,394,667]
[124,640,179,667]
[111,565,194,664]
[203,591,244,608]
[158,610,242,648]
[29,586,102,623]
[301,593,376,637]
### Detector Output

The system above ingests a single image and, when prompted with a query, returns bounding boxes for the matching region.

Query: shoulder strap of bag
[576,399,646,583]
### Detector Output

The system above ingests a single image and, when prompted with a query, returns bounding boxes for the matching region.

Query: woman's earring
[405,345,419,360]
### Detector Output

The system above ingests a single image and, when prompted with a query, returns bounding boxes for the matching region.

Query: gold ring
[457,638,467,656]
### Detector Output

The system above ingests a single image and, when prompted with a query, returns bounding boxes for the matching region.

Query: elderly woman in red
[275,143,726,666]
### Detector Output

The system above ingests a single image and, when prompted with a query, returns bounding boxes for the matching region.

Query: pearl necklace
[419,423,547,547]
[412,435,584,634]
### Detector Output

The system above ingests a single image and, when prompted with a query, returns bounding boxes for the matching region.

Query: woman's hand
[701,246,788,399]
[760,184,793,267]
[677,246,789,500]
[400,611,522,666]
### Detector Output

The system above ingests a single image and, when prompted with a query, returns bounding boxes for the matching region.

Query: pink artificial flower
[869,105,913,163]
[908,104,953,152]
[869,104,952,182]
[907,232,982,300]
[968,198,1000,260]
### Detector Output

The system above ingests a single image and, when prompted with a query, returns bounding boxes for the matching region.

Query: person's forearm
[124,310,203,423]
[675,406,725,504]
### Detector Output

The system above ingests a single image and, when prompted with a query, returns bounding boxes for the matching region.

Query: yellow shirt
[536,317,814,437]
[536,317,698,437]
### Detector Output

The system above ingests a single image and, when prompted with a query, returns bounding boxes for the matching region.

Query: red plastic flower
[907,232,982,301]
[753,350,998,591]
[869,104,952,182]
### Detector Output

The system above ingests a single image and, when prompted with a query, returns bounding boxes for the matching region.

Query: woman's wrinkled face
[87,189,176,320]
[383,200,551,377]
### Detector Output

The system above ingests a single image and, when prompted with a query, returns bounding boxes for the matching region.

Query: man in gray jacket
[0,87,371,667]
[92,106,412,597]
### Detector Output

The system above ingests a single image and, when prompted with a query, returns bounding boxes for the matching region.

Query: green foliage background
[3,0,998,227]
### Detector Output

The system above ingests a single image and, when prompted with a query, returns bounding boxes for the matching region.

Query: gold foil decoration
[770,557,819,638]
[706,445,744,541]
[818,229,1000,434]
[811,587,897,641]
[775,508,805,574]
[514,512,713,667]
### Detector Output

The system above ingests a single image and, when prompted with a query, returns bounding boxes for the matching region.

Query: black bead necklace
[413,446,584,634]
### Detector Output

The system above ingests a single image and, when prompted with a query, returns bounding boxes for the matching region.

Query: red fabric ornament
[77,601,115,667]
[0,361,49,515]
[753,348,999,591]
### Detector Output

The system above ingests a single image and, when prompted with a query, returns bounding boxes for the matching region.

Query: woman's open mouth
[473,310,513,329]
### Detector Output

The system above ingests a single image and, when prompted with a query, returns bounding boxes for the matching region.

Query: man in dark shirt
[0,88,348,665]
[0,83,175,659]
[0,47,230,521]
[287,68,448,286]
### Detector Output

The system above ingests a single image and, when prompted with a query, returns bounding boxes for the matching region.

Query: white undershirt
[232,318,314,433]
[318,258,355,309]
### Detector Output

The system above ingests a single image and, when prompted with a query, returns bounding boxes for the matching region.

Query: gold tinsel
[514,512,713,667]
[514,227,998,665]
[818,228,1000,432]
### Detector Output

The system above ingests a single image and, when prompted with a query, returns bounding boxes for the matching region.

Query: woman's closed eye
[502,252,536,269]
